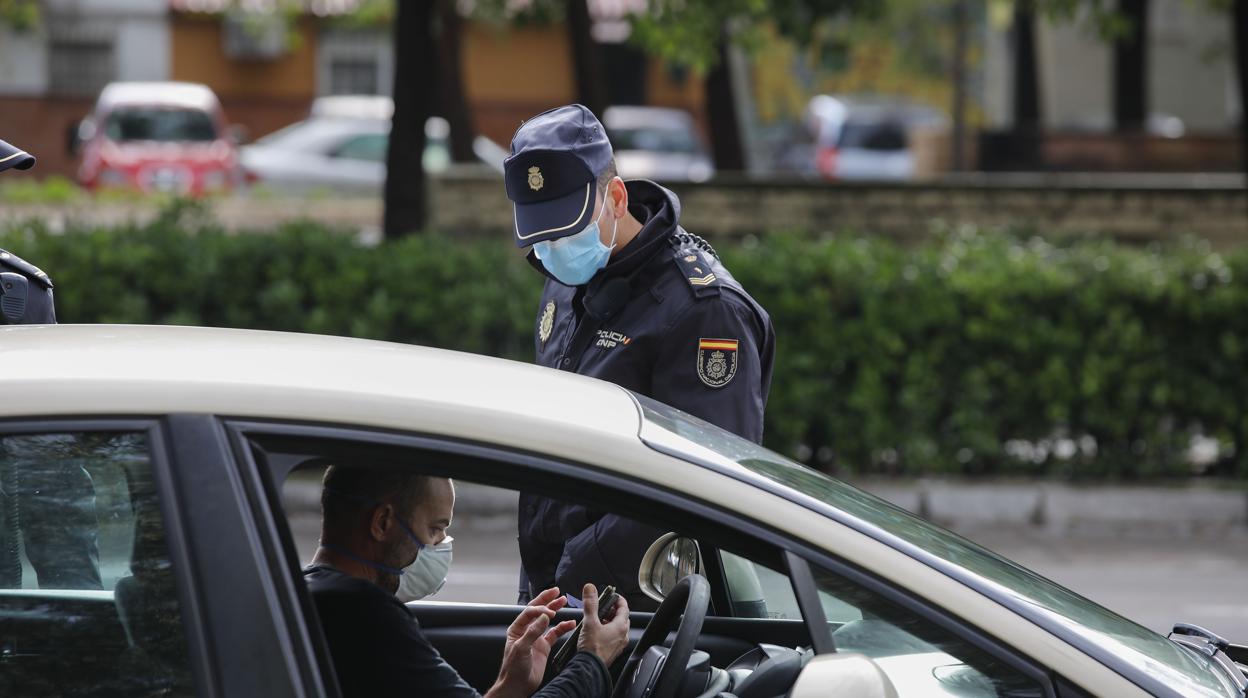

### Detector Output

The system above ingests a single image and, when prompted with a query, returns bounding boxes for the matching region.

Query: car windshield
[105,108,217,142]
[634,394,1240,698]
[255,118,387,154]
[838,121,908,151]
[608,127,701,154]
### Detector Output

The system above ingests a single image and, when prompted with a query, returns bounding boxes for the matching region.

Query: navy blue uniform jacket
[518,180,775,608]
[0,247,55,324]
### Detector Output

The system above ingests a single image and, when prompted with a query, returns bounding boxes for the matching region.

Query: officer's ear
[607,176,627,218]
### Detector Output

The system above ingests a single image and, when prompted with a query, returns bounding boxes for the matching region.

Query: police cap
[0,139,35,173]
[504,104,614,248]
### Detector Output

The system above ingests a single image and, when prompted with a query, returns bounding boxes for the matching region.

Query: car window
[720,550,1044,697]
[333,133,389,162]
[105,107,217,142]
[809,561,1046,697]
[0,431,195,696]
[608,127,701,154]
[838,121,908,151]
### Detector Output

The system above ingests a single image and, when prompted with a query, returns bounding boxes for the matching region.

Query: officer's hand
[490,587,576,698]
[578,583,630,666]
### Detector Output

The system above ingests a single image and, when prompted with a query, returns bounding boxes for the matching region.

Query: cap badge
[527,166,545,192]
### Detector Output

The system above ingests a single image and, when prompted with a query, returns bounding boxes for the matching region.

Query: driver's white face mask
[396,536,453,603]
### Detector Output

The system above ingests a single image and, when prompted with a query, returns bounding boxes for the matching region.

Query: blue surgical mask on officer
[533,189,618,286]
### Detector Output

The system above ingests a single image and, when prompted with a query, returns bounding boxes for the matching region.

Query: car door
[0,416,333,698]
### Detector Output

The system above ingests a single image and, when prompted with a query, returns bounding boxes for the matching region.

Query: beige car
[0,325,1244,698]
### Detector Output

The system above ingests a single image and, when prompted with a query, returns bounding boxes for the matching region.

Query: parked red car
[74,81,243,196]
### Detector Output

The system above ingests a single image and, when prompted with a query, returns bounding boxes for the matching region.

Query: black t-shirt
[303,565,611,698]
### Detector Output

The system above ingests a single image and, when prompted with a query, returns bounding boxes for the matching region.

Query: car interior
[250,432,1048,698]
[259,442,821,698]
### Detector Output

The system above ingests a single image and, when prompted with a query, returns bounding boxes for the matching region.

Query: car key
[549,585,620,674]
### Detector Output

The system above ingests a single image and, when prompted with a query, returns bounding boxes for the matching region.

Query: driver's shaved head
[320,465,436,533]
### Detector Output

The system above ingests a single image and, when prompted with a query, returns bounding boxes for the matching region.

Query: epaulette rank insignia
[675,249,720,297]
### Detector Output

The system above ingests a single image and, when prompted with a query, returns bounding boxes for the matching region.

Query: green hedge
[3,201,1247,478]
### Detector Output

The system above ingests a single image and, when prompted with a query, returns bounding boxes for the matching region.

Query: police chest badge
[527,166,544,192]
[538,301,556,344]
[697,338,739,388]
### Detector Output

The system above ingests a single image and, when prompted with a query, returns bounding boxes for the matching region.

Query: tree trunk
[1113,0,1149,132]
[705,34,745,172]
[567,0,608,117]
[434,0,475,163]
[384,0,436,238]
[1012,0,1041,133]
[951,0,969,171]
[1234,0,1248,178]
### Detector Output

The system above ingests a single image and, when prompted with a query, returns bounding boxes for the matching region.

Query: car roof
[97,82,222,112]
[311,95,394,120]
[603,106,695,131]
[0,325,641,448]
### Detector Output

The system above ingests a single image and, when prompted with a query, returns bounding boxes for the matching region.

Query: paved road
[287,505,1248,641]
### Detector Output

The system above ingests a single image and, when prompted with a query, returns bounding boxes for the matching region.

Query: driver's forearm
[533,652,611,698]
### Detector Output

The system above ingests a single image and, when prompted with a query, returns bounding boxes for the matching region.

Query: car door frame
[223,418,1066,698]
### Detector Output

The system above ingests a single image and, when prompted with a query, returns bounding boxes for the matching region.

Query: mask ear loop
[603,181,620,253]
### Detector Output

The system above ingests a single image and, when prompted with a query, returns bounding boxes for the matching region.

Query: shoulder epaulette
[0,248,53,289]
[671,235,722,297]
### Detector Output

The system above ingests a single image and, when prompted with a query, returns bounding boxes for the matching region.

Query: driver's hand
[577,583,630,666]
[489,587,577,698]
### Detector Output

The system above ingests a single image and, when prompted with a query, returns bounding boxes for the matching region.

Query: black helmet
[0,139,35,173]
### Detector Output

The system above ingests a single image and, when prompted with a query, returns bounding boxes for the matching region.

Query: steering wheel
[611,574,711,698]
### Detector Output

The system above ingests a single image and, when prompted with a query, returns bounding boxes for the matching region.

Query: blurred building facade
[0,0,704,179]
[980,0,1241,171]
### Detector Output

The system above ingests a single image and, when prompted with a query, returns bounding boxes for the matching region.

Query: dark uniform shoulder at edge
[0,248,53,288]
[669,230,723,298]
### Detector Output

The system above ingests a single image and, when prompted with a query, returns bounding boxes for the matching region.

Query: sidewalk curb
[853,479,1248,538]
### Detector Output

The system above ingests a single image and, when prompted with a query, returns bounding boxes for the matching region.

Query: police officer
[503,105,775,609]
[0,140,55,325]
[0,138,102,590]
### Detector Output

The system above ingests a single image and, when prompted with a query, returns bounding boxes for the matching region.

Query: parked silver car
[806,94,947,181]
[240,95,503,194]
[603,105,715,182]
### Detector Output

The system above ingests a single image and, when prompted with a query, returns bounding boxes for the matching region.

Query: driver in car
[304,466,631,698]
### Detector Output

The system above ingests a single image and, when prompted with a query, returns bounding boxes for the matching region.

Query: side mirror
[789,653,898,698]
[637,533,703,603]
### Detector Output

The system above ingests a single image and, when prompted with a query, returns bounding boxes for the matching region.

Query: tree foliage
[626,0,880,71]
[0,0,40,32]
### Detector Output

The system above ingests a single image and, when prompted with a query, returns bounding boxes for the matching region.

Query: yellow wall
[463,23,575,104]
[462,21,706,145]
[170,15,318,100]
[165,14,706,145]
